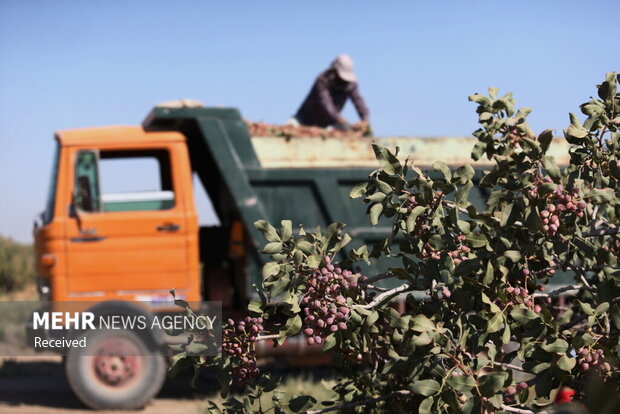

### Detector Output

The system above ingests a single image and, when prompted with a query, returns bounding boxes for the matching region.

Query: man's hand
[334,118,352,131]
[352,121,373,136]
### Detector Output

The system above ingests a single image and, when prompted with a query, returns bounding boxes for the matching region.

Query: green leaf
[538,182,557,195]
[411,332,433,346]
[522,137,542,155]
[262,242,283,254]
[556,354,576,372]
[418,396,434,414]
[466,233,488,248]
[456,180,473,205]
[372,144,401,175]
[541,338,568,353]
[293,249,304,267]
[350,245,370,265]
[322,333,337,351]
[369,203,383,226]
[500,202,513,227]
[510,307,539,325]
[483,261,494,284]
[542,156,562,180]
[569,113,582,128]
[454,258,480,278]
[564,125,588,142]
[469,93,491,105]
[516,107,532,121]
[610,158,620,179]
[296,240,315,255]
[479,371,510,397]
[598,79,614,100]
[375,179,393,194]
[248,299,263,314]
[471,141,486,161]
[367,310,379,326]
[595,302,610,316]
[406,206,426,233]
[262,262,280,278]
[433,160,452,181]
[453,165,475,184]
[349,182,368,199]
[526,208,541,233]
[502,324,511,344]
[367,192,386,202]
[288,395,317,412]
[255,220,281,243]
[482,292,501,314]
[411,379,440,396]
[411,314,435,333]
[447,375,476,392]
[280,315,302,342]
[307,254,322,268]
[488,394,503,409]
[503,250,522,263]
[579,301,594,316]
[537,129,554,152]
[586,188,615,202]
[280,220,292,242]
[168,351,188,377]
[487,313,504,333]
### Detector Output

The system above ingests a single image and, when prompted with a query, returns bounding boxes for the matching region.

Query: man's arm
[317,76,344,124]
[350,84,369,121]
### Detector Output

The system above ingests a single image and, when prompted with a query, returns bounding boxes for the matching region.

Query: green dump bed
[143,106,572,293]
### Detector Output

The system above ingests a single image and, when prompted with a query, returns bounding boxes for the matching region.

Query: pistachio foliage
[174,73,619,414]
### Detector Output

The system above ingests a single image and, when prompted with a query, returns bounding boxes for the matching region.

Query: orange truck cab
[36,126,201,304]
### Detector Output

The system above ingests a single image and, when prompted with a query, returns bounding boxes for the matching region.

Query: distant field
[0,236,35,294]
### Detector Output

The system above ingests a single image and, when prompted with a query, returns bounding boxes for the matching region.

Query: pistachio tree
[173,73,619,413]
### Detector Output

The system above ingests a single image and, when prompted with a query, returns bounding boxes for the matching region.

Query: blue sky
[0,0,618,243]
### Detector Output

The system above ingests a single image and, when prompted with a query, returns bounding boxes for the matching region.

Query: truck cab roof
[55,126,185,147]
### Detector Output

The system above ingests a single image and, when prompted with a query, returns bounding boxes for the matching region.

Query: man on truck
[292,54,370,132]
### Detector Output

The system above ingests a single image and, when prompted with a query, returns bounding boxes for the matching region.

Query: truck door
[65,146,192,301]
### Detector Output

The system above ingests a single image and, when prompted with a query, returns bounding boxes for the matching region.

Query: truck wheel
[65,329,167,410]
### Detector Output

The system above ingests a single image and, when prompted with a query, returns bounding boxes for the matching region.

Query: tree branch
[493,361,526,373]
[531,284,582,298]
[353,283,414,310]
[366,284,390,292]
[560,296,619,331]
[255,334,280,341]
[442,199,524,227]
[359,272,394,286]
[305,390,411,414]
[560,314,589,331]
[500,404,535,414]
[583,225,619,237]
[562,263,595,291]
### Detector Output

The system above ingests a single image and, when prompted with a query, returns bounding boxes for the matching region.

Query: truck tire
[65,328,167,410]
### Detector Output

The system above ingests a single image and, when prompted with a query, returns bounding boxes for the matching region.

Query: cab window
[74,149,175,213]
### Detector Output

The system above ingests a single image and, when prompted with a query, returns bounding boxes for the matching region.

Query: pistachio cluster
[223,316,263,383]
[503,284,543,313]
[576,347,611,375]
[301,256,359,346]
[505,381,529,396]
[528,179,587,236]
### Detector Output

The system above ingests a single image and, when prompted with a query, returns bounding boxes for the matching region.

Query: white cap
[330,54,357,82]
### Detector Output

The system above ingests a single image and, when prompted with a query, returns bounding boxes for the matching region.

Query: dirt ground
[0,355,213,414]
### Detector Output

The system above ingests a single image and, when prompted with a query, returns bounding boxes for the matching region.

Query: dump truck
[31,103,571,409]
